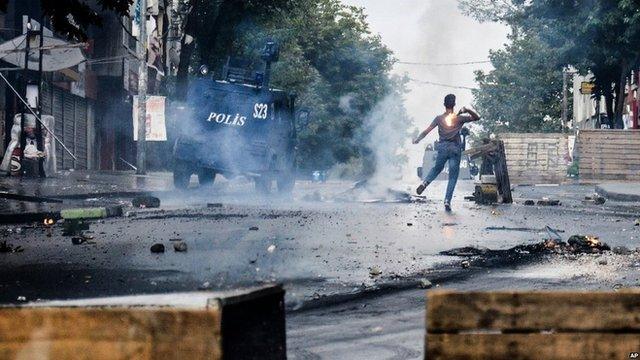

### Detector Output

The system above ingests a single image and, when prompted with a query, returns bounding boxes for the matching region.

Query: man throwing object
[412,94,480,212]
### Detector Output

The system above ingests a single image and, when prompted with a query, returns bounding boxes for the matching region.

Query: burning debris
[567,235,610,252]
[442,235,614,264]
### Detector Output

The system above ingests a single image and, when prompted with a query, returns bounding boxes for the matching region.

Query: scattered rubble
[267,244,276,253]
[150,243,165,253]
[173,242,188,252]
[369,266,382,277]
[612,246,632,255]
[419,279,433,289]
[583,194,606,205]
[537,198,561,206]
[132,196,161,209]
[335,180,413,203]
[461,260,470,268]
[62,220,89,236]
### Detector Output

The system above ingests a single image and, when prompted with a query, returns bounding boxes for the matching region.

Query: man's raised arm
[460,106,480,121]
[413,122,437,144]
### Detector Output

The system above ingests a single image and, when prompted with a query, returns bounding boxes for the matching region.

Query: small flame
[44,218,54,226]
[585,236,600,247]
[444,113,455,127]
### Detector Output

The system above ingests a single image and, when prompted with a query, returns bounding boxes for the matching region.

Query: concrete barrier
[0,285,285,359]
[577,129,640,181]
[426,290,640,359]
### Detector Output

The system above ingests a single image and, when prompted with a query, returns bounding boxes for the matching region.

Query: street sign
[580,81,596,95]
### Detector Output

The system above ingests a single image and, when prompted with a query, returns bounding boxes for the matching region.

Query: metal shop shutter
[62,93,75,169]
[74,97,88,168]
[52,87,64,170]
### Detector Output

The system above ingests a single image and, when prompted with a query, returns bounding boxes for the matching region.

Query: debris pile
[583,194,606,205]
[335,180,413,203]
[567,235,611,253]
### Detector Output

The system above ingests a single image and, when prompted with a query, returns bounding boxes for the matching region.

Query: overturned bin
[426,290,640,360]
[0,285,285,360]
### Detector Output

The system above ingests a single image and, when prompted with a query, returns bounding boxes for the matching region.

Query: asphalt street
[1,178,640,359]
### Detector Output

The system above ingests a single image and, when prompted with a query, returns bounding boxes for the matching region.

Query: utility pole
[136,0,148,175]
[562,69,568,134]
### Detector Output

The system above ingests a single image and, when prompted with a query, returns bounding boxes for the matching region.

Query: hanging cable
[408,78,477,90]
[397,60,491,66]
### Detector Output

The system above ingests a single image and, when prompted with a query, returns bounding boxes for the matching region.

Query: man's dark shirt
[431,113,473,143]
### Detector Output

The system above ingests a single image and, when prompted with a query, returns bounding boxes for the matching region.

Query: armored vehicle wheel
[173,162,193,189]
[277,172,295,194]
[255,177,272,194]
[198,168,216,186]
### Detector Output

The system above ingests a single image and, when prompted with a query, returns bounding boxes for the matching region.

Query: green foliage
[472,33,565,135]
[461,0,640,129]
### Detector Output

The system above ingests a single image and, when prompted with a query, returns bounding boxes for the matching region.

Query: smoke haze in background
[342,0,508,182]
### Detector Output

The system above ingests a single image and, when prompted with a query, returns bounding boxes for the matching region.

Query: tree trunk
[614,65,627,129]
[604,90,615,128]
[176,0,201,100]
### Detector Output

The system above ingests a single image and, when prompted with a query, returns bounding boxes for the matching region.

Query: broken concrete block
[173,242,187,252]
[132,196,161,209]
[369,266,382,277]
[150,243,165,253]
[420,279,433,289]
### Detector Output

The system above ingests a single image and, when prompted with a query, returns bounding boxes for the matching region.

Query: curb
[595,185,640,202]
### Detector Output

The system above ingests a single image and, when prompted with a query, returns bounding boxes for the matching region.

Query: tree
[0,0,134,41]
[473,32,565,135]
[175,0,295,98]
[176,0,410,174]
[461,0,640,129]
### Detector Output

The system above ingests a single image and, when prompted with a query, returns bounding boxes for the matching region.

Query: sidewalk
[595,183,640,202]
[0,171,174,220]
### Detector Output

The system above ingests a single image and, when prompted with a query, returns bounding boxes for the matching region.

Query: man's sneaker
[416,183,427,195]
[444,202,452,212]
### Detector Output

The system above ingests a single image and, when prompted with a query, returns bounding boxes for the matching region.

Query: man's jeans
[422,141,462,203]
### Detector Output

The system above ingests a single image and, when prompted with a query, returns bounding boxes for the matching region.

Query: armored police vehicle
[173,42,297,193]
